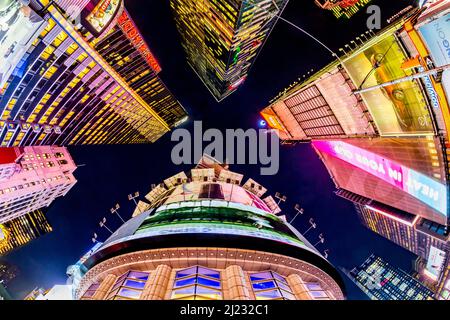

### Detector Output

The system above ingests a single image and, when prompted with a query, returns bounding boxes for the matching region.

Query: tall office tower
[0,0,187,147]
[170,0,290,102]
[314,0,372,19]
[73,156,345,301]
[0,209,53,256]
[0,146,76,224]
[0,262,18,285]
[348,254,434,300]
[24,287,47,300]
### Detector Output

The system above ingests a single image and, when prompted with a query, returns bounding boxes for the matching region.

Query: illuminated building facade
[0,146,76,224]
[0,209,53,256]
[348,254,434,300]
[314,0,372,19]
[74,156,345,300]
[0,0,187,147]
[170,0,290,101]
[0,283,12,300]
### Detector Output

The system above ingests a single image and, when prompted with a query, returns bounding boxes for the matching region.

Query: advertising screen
[419,13,450,103]
[0,0,46,88]
[343,34,434,135]
[425,246,446,281]
[83,0,123,36]
[313,140,447,216]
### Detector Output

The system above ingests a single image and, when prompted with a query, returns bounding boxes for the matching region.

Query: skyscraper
[0,0,187,147]
[348,254,434,300]
[0,146,77,224]
[314,0,372,19]
[73,155,345,300]
[0,209,53,256]
[170,0,290,101]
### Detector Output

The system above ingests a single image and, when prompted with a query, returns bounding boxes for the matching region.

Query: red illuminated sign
[117,11,162,74]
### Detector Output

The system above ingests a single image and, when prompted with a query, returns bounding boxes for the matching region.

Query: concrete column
[287,274,312,300]
[224,265,251,300]
[141,265,172,300]
[92,274,118,300]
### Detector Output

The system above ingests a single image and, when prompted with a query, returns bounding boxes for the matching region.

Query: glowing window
[171,266,222,300]
[250,271,295,300]
[106,271,150,300]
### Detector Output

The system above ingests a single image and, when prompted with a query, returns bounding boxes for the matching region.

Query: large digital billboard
[343,34,434,136]
[0,0,46,88]
[81,0,123,37]
[419,12,450,103]
[313,140,447,216]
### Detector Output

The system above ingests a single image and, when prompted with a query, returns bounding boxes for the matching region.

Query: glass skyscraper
[170,0,290,101]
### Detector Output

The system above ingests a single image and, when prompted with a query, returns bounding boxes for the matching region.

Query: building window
[305,282,330,300]
[81,283,100,299]
[250,271,295,300]
[106,271,150,300]
[171,266,222,300]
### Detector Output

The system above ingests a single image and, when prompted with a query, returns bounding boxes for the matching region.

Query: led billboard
[0,0,46,88]
[313,140,447,216]
[343,34,434,136]
[81,0,123,37]
[419,13,450,103]
[424,246,446,281]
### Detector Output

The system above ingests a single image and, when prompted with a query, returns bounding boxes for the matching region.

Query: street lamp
[128,192,140,205]
[110,203,125,223]
[303,218,317,235]
[324,249,330,259]
[99,217,113,235]
[275,192,287,205]
[289,204,304,224]
[92,233,99,244]
[314,233,325,246]
[356,37,364,45]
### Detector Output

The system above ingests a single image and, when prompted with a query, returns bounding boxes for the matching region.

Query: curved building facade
[75,156,345,300]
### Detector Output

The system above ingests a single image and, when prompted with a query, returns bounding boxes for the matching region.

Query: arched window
[250,271,295,300]
[106,271,150,300]
[171,266,222,300]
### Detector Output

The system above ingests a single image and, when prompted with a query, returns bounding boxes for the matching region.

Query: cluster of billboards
[82,0,123,36]
[0,0,46,88]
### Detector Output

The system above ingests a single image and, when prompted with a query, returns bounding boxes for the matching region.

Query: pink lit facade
[0,146,77,224]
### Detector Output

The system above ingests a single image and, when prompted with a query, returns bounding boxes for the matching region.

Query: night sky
[1,0,418,300]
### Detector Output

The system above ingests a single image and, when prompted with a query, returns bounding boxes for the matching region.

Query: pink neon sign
[313,140,447,216]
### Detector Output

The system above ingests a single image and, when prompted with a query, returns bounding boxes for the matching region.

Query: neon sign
[117,11,162,74]
[313,140,447,216]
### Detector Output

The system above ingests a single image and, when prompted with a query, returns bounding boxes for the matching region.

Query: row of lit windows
[83,266,331,300]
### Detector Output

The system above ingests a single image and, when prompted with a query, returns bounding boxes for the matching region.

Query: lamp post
[324,249,330,259]
[110,203,125,223]
[289,204,304,224]
[99,217,113,235]
[92,233,99,244]
[275,192,287,205]
[314,233,325,246]
[303,218,317,235]
[128,192,140,206]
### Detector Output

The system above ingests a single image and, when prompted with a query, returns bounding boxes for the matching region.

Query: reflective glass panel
[176,267,197,279]
[117,288,142,299]
[198,267,220,279]
[123,279,146,290]
[252,280,277,291]
[171,287,196,299]
[174,277,196,288]
[127,271,149,281]
[310,291,329,298]
[255,290,282,300]
[250,272,272,282]
[197,276,221,288]
[306,283,322,291]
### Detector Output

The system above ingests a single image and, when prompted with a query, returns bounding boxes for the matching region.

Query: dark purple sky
[1,0,418,300]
